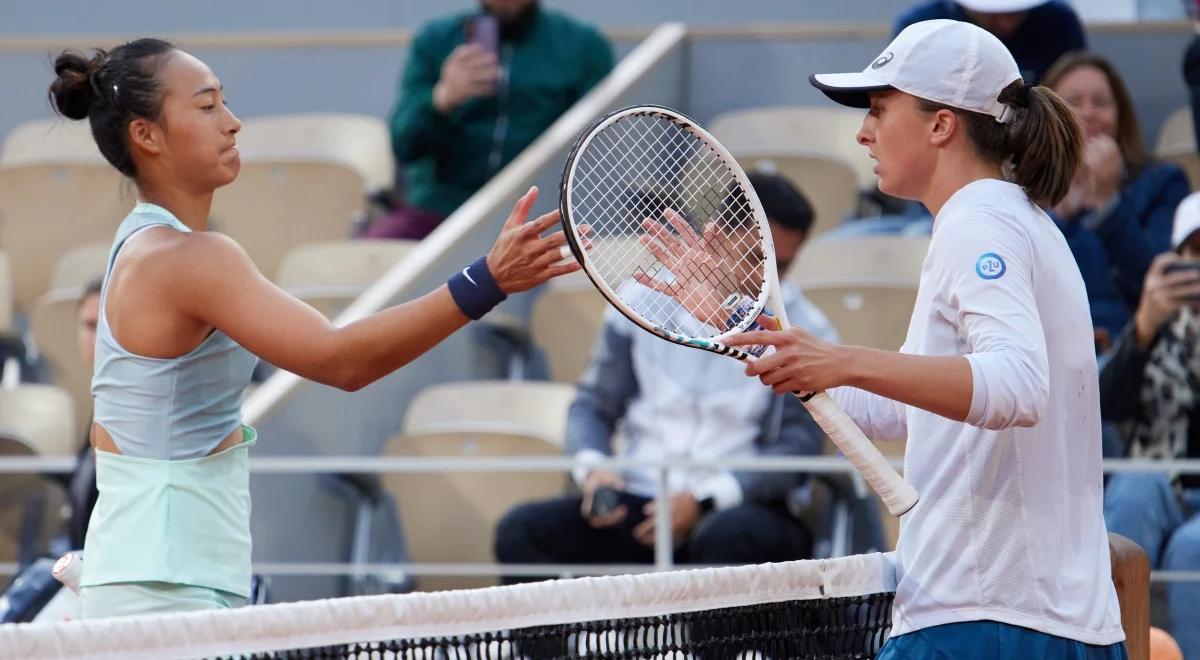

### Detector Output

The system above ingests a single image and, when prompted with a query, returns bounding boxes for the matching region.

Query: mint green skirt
[80,581,242,619]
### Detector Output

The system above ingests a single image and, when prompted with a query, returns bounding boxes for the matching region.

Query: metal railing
[2,454,1198,583]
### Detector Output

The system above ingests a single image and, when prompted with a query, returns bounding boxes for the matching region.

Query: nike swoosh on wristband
[462,267,477,286]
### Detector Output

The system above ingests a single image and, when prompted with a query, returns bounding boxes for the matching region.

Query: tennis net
[0,552,896,659]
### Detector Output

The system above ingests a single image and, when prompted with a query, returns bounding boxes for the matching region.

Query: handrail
[5,453,1198,584]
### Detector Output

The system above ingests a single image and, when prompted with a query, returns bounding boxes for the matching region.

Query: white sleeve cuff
[571,449,608,488]
[964,353,990,427]
[693,472,744,510]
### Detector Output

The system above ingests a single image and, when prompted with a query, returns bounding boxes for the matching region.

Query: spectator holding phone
[368,0,613,239]
[1043,51,1191,347]
[494,173,834,581]
[1099,191,1200,658]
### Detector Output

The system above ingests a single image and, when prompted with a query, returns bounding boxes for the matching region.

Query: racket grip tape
[802,392,919,517]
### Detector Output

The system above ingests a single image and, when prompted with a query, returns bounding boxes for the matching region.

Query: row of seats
[0,113,393,317]
[365,379,868,592]
[1156,106,1200,189]
[0,111,402,439]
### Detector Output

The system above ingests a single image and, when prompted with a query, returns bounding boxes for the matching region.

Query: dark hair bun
[50,50,106,120]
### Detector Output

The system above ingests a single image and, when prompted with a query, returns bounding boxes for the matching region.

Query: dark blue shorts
[876,621,1127,660]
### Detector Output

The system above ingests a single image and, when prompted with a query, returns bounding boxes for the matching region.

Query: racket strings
[569,113,767,338]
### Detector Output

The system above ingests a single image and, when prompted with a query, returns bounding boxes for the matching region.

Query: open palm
[633,209,744,329]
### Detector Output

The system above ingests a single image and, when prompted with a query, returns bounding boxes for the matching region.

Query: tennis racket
[558,105,918,517]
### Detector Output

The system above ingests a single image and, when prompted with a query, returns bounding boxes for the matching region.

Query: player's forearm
[331,286,469,390]
[839,347,973,423]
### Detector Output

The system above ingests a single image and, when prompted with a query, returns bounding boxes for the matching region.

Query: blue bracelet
[448,255,507,320]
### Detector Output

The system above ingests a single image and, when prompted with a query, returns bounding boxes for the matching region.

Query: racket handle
[802,391,919,517]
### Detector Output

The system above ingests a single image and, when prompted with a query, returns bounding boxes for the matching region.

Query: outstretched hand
[486,186,583,294]
[632,210,740,328]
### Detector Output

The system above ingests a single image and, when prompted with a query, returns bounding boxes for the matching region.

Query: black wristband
[447,255,507,320]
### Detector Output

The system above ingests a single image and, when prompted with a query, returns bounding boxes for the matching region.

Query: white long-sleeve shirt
[833,179,1124,645]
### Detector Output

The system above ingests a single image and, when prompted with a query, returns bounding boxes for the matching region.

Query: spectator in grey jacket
[494,173,836,581]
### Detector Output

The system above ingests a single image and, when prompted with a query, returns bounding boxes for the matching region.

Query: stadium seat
[209,160,365,283]
[381,380,575,590]
[402,380,574,444]
[29,288,92,434]
[0,384,77,457]
[708,106,875,189]
[788,234,928,352]
[733,152,859,239]
[0,163,131,314]
[237,113,395,194]
[1154,107,1199,190]
[0,349,72,571]
[0,384,76,566]
[275,239,418,319]
[47,243,108,291]
[0,251,15,336]
[0,118,102,167]
[1162,152,1200,192]
[530,271,608,384]
[1155,106,1194,157]
[0,435,65,567]
[791,234,928,550]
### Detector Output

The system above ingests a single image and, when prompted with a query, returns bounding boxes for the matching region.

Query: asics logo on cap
[871,52,894,70]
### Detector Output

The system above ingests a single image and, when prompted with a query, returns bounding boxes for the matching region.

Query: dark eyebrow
[193,84,223,98]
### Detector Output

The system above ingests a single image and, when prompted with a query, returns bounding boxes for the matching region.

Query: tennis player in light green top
[48,38,578,619]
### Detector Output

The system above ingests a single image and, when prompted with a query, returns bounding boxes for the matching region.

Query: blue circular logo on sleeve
[975,252,1006,280]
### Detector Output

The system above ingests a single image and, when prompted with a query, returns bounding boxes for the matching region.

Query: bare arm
[174,187,576,390]
[841,347,972,422]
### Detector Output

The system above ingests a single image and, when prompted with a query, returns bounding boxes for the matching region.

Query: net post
[654,466,672,569]
[1109,532,1150,660]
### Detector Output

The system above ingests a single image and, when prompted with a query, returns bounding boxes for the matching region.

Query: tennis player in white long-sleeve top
[721,20,1127,659]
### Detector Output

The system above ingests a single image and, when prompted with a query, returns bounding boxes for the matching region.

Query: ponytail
[998,81,1084,207]
[918,80,1084,207]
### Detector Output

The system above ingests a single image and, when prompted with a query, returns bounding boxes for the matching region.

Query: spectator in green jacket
[367,0,613,239]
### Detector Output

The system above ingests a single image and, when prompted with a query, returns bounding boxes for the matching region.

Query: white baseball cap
[956,0,1047,12]
[1172,191,1200,250]
[809,19,1023,123]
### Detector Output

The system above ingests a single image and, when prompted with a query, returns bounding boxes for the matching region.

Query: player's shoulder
[933,181,1039,252]
[104,228,240,297]
[134,229,254,283]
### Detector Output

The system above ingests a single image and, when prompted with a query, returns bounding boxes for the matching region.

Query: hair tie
[1014,82,1034,108]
